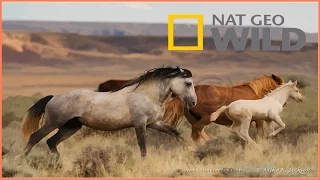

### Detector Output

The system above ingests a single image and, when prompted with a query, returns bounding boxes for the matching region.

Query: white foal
[210,80,303,148]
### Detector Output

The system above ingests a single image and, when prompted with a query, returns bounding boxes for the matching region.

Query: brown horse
[98,79,131,92]
[161,74,285,142]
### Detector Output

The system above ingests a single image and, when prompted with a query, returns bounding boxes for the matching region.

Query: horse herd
[21,66,303,158]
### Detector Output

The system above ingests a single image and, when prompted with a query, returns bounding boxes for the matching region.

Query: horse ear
[177,67,184,73]
[272,74,283,85]
[294,80,298,86]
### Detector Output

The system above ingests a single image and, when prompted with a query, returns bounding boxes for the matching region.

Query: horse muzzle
[298,97,304,103]
[184,97,197,109]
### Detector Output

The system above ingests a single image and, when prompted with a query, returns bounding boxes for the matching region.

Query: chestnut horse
[161,74,285,142]
[98,79,131,92]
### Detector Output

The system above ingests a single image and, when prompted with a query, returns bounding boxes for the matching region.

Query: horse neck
[266,86,290,105]
[137,79,171,104]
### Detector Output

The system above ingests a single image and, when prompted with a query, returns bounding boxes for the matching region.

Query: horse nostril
[192,101,196,106]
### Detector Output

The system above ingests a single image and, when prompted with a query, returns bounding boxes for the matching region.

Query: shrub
[2,112,21,127]
[2,93,43,118]
[26,153,62,174]
[70,146,111,177]
[283,75,311,89]
[2,167,18,177]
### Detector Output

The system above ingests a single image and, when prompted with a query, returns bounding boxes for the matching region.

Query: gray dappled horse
[21,66,197,157]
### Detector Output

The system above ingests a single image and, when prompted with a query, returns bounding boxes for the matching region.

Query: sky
[2,2,318,33]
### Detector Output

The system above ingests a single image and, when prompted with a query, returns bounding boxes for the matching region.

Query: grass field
[2,75,318,178]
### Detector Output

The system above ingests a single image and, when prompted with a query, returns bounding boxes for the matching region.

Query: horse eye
[185,82,192,87]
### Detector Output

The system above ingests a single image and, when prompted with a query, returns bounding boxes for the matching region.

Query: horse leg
[268,115,285,137]
[240,118,261,150]
[183,110,208,142]
[255,120,264,138]
[147,121,195,151]
[265,120,274,136]
[147,121,180,137]
[184,108,200,125]
[200,128,210,141]
[24,121,59,156]
[134,122,147,158]
[46,118,82,155]
[191,115,210,142]
[229,120,247,149]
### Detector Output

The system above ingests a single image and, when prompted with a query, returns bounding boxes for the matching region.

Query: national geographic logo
[167,14,306,51]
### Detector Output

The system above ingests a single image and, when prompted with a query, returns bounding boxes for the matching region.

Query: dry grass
[2,84,318,178]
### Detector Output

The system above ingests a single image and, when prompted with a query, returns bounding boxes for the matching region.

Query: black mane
[113,66,192,92]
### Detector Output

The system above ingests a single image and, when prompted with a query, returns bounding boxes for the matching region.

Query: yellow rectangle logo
[168,14,203,51]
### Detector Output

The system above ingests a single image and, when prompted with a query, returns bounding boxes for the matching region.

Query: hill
[2,31,318,97]
[3,20,318,43]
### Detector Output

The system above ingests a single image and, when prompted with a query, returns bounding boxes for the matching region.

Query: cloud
[124,3,152,11]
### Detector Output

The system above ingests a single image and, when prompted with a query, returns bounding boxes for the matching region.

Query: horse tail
[162,96,184,128]
[21,95,54,141]
[210,105,229,122]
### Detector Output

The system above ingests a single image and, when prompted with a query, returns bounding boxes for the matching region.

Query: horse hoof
[140,153,147,158]
[195,151,207,161]
[262,149,270,156]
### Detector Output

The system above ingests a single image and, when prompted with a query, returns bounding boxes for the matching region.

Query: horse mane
[162,97,184,127]
[236,75,284,98]
[264,81,294,97]
[114,66,192,92]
